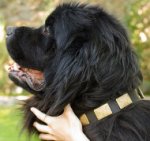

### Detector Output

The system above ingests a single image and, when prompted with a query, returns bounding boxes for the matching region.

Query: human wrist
[69,129,90,141]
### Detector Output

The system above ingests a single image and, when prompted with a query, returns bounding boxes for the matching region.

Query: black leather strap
[128,90,140,102]
[86,111,98,123]
[108,99,120,114]
[82,89,143,125]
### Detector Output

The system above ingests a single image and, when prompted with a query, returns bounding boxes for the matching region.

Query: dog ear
[43,6,142,116]
[42,7,95,115]
[54,6,92,49]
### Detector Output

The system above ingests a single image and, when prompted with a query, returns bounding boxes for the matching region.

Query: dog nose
[6,26,17,36]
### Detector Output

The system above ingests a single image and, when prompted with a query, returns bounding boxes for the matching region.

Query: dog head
[6,3,142,117]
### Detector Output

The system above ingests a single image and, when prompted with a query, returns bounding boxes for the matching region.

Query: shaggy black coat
[6,3,150,141]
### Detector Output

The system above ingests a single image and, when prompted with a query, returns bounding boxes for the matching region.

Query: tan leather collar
[80,89,144,126]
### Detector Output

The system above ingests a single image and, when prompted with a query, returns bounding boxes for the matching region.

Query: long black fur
[6,3,150,141]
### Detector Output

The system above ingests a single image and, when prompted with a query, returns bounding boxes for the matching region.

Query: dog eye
[42,27,50,36]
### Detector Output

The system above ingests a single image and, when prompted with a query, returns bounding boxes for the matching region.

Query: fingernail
[30,107,35,112]
[33,122,37,127]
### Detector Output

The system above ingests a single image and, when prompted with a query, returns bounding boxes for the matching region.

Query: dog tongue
[8,63,44,80]
[21,68,44,80]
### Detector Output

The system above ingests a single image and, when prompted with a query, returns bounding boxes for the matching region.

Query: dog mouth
[8,63,45,91]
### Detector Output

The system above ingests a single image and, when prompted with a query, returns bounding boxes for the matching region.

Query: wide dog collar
[80,88,144,126]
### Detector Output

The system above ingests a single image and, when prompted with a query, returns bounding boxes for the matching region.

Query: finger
[30,107,52,124]
[33,122,53,134]
[39,134,57,140]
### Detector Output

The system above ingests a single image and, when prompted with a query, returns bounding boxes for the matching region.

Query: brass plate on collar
[80,114,90,125]
[116,93,132,109]
[94,103,112,120]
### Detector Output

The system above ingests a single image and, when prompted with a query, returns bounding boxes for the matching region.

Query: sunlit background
[0,0,150,141]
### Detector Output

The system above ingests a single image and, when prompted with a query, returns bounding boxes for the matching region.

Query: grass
[0,105,39,141]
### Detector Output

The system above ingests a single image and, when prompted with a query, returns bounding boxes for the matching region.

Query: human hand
[30,104,89,141]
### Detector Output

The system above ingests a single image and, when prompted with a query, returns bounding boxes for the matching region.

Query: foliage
[125,0,150,93]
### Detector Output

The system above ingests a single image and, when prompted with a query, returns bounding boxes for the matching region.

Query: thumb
[64,104,74,115]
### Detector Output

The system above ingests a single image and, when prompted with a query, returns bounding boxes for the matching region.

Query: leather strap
[108,99,120,114]
[80,88,144,126]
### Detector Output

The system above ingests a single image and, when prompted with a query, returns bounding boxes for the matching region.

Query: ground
[0,106,39,141]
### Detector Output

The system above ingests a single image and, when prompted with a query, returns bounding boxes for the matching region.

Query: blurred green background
[0,0,150,141]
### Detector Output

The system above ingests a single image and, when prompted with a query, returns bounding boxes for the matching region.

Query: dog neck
[80,88,144,126]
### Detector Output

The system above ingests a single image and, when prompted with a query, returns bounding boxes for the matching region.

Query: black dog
[6,3,150,141]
